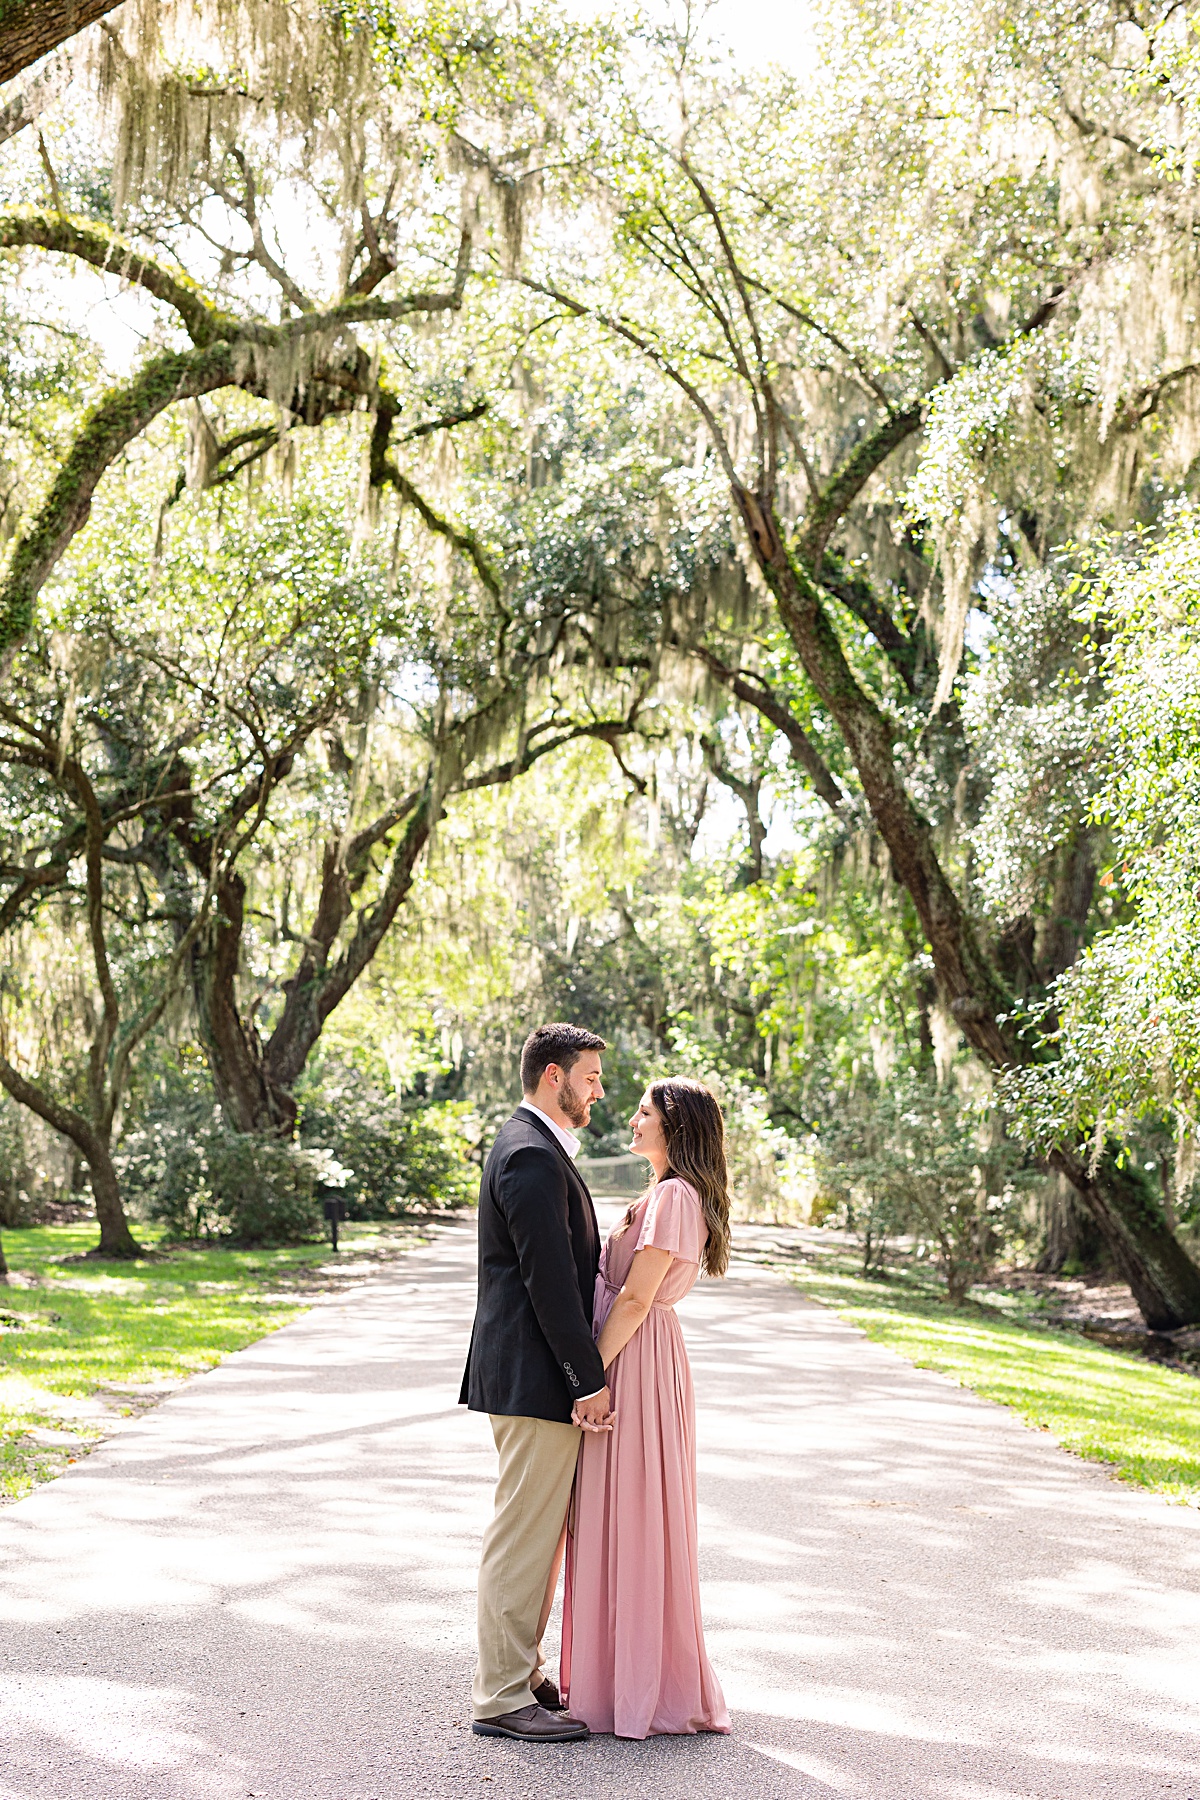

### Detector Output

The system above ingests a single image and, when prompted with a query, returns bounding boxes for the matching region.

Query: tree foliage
[1,0,1200,1317]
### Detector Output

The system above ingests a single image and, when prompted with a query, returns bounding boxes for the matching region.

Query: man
[460,1022,613,1743]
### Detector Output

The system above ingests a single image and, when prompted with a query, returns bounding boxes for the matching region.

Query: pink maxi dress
[561,1176,730,1739]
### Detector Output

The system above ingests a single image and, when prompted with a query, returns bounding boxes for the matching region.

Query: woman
[561,1076,732,1739]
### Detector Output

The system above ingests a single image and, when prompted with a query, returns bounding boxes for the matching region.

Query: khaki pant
[472,1413,581,1720]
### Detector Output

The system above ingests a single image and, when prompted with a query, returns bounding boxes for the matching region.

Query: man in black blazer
[461,1023,613,1742]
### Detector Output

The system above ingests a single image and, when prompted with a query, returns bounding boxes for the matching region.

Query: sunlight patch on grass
[0,1221,420,1503]
[787,1255,1200,1506]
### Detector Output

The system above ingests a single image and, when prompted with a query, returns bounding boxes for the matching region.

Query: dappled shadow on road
[690,1259,1200,1800]
[0,1222,1197,1799]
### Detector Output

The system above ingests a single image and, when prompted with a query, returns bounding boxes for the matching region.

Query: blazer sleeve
[496,1143,606,1401]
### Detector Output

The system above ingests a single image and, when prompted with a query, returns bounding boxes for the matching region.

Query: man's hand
[572,1386,614,1432]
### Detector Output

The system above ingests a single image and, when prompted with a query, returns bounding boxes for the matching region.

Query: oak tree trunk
[1047,1148,1200,1332]
[0,1053,142,1257]
[732,484,1200,1329]
[190,796,433,1135]
[89,1135,141,1258]
[191,870,297,1137]
[264,795,433,1098]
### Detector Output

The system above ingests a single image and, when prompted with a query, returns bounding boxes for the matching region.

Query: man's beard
[559,1075,590,1129]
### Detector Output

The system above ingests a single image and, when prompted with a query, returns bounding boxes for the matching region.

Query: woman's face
[629,1091,667,1162]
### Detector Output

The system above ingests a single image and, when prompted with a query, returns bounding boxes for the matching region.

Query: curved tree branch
[745,275,898,414]
[265,782,435,1091]
[0,855,67,932]
[0,207,237,342]
[0,1050,100,1159]
[817,549,919,692]
[223,149,315,313]
[370,405,500,598]
[0,0,121,85]
[690,643,846,813]
[0,219,476,660]
[513,272,741,487]
[700,730,765,880]
[0,206,473,348]
[796,270,1088,572]
[0,339,243,657]
[458,711,644,791]
[797,403,924,569]
[0,42,69,144]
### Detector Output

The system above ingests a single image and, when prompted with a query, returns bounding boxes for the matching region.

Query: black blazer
[459,1107,606,1423]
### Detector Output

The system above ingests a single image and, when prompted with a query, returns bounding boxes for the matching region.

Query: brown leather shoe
[471,1704,588,1742]
[531,1674,562,1710]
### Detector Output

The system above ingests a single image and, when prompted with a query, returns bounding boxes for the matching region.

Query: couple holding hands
[460,1021,731,1743]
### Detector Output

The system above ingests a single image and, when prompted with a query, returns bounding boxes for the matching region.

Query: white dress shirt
[517,1099,604,1402]
[518,1099,580,1159]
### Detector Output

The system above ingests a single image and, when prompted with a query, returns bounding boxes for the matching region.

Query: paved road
[1,1212,1199,1800]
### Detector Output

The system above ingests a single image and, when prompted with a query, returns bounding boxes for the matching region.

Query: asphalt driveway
[1,1211,1198,1799]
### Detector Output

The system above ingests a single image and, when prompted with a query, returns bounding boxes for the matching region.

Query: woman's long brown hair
[621,1077,732,1278]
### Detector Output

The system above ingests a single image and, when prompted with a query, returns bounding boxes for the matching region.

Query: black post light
[321,1193,348,1252]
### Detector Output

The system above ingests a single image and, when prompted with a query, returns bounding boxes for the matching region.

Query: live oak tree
[0,0,574,662]
[501,0,1200,1325]
[118,339,678,1140]
[0,380,666,1210]
[0,434,466,1250]
[0,5,467,1234]
[0,610,234,1256]
[8,0,1200,1308]
[0,0,631,651]
[0,0,644,1209]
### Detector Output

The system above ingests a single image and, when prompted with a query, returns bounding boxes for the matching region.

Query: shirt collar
[518,1099,581,1161]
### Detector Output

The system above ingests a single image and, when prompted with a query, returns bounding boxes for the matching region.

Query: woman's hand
[595,1244,673,1370]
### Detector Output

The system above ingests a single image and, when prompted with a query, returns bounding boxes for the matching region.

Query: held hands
[572,1385,614,1432]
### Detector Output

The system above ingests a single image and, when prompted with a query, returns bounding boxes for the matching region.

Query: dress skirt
[561,1177,730,1739]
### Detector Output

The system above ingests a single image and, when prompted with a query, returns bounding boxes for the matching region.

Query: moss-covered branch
[370,403,499,597]
[0,339,239,658]
[0,45,68,146]
[458,714,644,791]
[0,210,478,661]
[0,208,473,350]
[797,403,924,568]
[0,208,237,344]
[817,549,919,693]
[690,643,847,813]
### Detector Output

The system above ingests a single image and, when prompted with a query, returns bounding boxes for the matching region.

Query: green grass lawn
[778,1246,1200,1506]
[0,1220,424,1502]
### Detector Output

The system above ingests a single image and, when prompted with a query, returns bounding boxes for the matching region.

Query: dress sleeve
[636,1177,706,1264]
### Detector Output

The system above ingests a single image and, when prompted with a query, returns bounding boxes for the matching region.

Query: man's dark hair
[520,1023,607,1094]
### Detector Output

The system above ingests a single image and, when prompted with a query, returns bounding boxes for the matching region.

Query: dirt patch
[977,1267,1200,1374]
[24,1201,95,1226]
